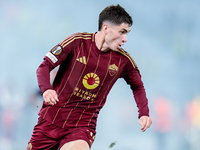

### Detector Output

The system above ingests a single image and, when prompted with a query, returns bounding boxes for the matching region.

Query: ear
[102,23,109,35]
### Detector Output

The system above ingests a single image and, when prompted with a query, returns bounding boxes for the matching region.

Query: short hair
[98,4,133,31]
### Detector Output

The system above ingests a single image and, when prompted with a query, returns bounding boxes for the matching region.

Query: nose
[122,34,127,43]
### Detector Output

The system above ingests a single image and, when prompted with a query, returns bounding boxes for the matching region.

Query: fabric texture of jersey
[36,32,149,129]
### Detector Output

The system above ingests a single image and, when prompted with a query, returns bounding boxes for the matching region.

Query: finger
[48,90,59,102]
[140,117,150,132]
[45,99,54,105]
[140,119,147,131]
[48,101,55,105]
[141,124,147,132]
[142,120,149,132]
[142,118,152,132]
[141,124,145,131]
[44,95,55,105]
[52,92,59,102]
[50,97,57,105]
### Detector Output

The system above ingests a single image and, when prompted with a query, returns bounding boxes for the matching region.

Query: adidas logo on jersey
[76,56,86,64]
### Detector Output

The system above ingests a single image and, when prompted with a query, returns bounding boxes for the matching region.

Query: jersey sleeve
[36,33,79,94]
[121,59,149,118]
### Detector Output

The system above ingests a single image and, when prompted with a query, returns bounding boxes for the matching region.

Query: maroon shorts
[27,117,96,150]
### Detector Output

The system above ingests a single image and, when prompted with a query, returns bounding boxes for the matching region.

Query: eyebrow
[121,28,131,33]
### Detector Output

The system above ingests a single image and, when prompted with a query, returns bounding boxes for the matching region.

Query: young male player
[27,4,152,150]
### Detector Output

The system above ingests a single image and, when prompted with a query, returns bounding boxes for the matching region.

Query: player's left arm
[121,60,152,131]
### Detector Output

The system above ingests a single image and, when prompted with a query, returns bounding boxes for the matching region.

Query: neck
[95,32,109,51]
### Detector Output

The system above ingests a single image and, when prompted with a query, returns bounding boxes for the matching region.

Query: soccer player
[27,4,152,150]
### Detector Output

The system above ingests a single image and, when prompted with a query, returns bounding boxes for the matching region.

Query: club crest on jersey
[82,73,100,90]
[51,45,62,55]
[108,64,118,76]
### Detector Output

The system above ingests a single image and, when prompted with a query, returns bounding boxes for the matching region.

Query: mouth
[118,44,122,49]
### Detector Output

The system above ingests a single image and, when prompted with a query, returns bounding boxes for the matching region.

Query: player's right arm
[36,33,80,105]
[36,59,60,105]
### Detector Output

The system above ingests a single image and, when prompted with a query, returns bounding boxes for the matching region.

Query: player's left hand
[139,116,152,132]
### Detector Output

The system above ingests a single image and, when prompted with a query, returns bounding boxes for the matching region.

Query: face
[104,23,131,51]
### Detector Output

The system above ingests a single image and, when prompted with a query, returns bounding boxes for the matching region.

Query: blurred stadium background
[0,0,200,150]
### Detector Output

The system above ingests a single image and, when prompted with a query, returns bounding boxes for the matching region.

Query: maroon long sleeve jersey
[37,32,149,129]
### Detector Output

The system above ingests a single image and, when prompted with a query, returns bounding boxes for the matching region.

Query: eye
[120,30,127,34]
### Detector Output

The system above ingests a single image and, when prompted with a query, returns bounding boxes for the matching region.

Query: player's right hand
[42,89,59,105]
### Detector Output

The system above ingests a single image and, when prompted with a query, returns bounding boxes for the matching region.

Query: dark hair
[98,4,133,31]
